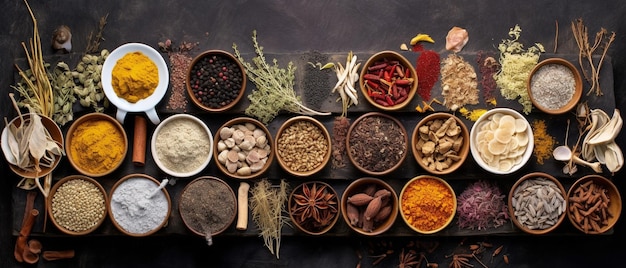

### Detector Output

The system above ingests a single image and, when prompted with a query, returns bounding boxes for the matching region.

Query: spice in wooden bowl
[412,112,469,175]
[65,113,127,177]
[567,175,621,234]
[347,112,408,176]
[527,58,582,115]
[399,175,456,234]
[47,175,107,235]
[359,51,418,111]
[508,172,567,235]
[288,181,340,235]
[275,116,331,177]
[341,177,398,236]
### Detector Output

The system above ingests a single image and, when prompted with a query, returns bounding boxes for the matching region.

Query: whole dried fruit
[348,193,374,206]
[364,196,383,221]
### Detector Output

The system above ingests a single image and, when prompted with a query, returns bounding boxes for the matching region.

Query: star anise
[291,182,338,229]
[449,254,474,268]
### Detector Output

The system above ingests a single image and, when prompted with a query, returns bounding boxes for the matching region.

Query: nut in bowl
[66,113,127,177]
[508,172,567,235]
[151,114,213,178]
[347,112,408,176]
[399,175,456,234]
[214,117,274,180]
[528,58,582,115]
[289,181,340,235]
[108,174,171,237]
[47,175,108,235]
[359,51,417,111]
[341,177,398,236]
[567,175,622,234]
[187,50,247,112]
[470,108,533,175]
[275,116,331,177]
[412,112,469,175]
[2,113,63,179]
[101,42,169,124]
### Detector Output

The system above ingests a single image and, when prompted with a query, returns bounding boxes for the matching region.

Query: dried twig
[554,20,559,53]
[86,13,108,54]
[571,18,615,96]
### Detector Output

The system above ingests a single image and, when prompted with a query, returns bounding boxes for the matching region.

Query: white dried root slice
[475,112,529,172]
[416,116,465,172]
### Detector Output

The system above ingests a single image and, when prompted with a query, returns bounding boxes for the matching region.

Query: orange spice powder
[401,177,455,232]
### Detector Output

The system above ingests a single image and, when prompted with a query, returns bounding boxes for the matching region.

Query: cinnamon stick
[43,250,75,261]
[15,209,39,262]
[132,116,147,166]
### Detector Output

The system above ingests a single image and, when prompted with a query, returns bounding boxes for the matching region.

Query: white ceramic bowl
[102,43,169,124]
[469,108,534,174]
[151,114,213,177]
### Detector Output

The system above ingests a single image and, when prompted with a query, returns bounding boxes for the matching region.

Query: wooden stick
[132,116,147,166]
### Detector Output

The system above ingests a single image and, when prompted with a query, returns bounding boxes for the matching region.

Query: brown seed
[363,184,377,196]
[374,189,391,198]
[364,196,383,221]
[374,205,392,222]
[347,203,360,226]
[348,193,374,206]
[503,254,509,264]
[362,217,374,232]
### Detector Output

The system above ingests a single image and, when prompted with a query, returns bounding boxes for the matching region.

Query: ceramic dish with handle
[101,42,169,124]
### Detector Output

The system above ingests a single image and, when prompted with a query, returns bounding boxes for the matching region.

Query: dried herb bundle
[571,18,616,96]
[233,30,330,124]
[250,179,289,259]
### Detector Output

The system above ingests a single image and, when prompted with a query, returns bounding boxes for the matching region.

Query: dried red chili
[416,50,440,101]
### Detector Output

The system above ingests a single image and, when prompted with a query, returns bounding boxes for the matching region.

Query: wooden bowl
[288,181,340,235]
[359,51,417,111]
[412,112,469,175]
[47,175,107,235]
[275,116,331,177]
[213,117,274,180]
[508,172,567,235]
[341,177,398,236]
[65,113,128,177]
[186,50,247,112]
[347,112,408,176]
[567,175,622,234]
[151,114,213,178]
[399,175,456,234]
[2,113,63,179]
[469,108,533,175]
[527,58,583,115]
[179,176,237,237]
[108,174,171,237]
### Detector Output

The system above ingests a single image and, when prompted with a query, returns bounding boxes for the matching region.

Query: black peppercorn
[189,52,244,110]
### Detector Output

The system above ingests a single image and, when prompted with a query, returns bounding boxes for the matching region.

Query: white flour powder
[110,177,169,234]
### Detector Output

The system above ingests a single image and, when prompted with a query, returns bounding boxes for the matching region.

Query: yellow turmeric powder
[112,52,158,103]
[69,118,126,174]
[459,107,488,122]
[532,119,556,165]
[401,177,455,232]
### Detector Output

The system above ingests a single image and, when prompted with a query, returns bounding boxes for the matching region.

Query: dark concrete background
[1,0,626,267]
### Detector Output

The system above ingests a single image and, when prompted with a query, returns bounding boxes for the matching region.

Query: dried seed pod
[374,189,391,198]
[362,217,374,232]
[363,184,377,197]
[347,203,360,226]
[364,196,383,221]
[373,205,392,222]
[348,193,374,206]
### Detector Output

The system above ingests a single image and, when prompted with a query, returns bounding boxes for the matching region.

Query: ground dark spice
[476,51,500,105]
[348,115,406,172]
[179,178,236,235]
[166,52,191,111]
[331,116,350,169]
[416,50,440,101]
[302,51,331,110]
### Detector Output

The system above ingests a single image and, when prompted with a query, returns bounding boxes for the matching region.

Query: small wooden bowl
[186,50,247,112]
[213,117,274,180]
[108,174,171,237]
[2,113,63,178]
[341,177,398,236]
[288,181,340,235]
[527,58,583,115]
[508,172,567,235]
[47,175,108,235]
[275,116,331,177]
[65,113,128,177]
[412,112,469,175]
[151,114,213,178]
[347,112,408,176]
[567,175,622,234]
[399,175,456,234]
[359,51,417,111]
[179,176,237,237]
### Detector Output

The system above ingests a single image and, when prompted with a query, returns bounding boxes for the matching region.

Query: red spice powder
[416,50,440,101]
